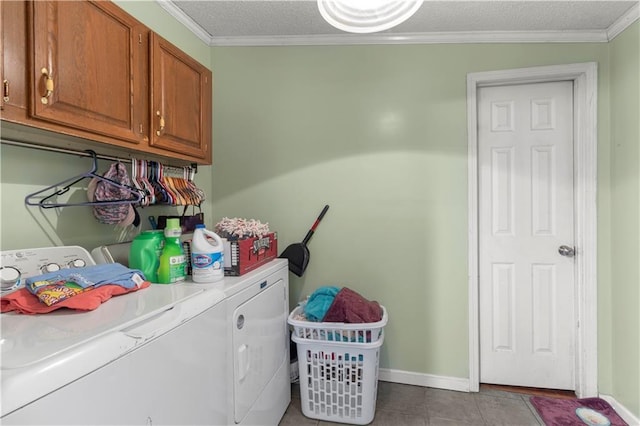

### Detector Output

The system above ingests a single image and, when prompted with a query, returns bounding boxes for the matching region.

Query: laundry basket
[288,305,388,425]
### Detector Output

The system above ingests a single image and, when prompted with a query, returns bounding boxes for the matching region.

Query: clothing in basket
[303,286,382,323]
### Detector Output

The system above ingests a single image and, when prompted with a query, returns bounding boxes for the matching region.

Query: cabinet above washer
[0,0,212,165]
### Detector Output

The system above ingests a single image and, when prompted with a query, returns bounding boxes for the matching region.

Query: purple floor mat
[530,396,627,426]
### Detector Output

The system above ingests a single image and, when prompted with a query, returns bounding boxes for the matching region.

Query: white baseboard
[378,368,470,392]
[599,394,640,426]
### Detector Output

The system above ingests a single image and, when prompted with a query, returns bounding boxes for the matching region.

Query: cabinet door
[1,0,28,121]
[31,1,148,145]
[150,33,212,162]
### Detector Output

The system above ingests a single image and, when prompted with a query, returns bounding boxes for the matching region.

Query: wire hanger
[25,150,145,209]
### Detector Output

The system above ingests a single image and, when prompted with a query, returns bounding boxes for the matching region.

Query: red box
[222,232,278,276]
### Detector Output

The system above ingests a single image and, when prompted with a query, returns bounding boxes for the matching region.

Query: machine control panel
[0,246,95,294]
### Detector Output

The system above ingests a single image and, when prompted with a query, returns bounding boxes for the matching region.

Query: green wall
[114,0,210,63]
[210,36,637,416]
[210,43,613,379]
[610,21,640,417]
[0,1,214,250]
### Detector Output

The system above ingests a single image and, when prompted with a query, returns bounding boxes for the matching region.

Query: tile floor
[280,382,567,425]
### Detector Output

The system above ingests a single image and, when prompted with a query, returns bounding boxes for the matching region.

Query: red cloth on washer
[1,282,150,315]
[322,287,382,323]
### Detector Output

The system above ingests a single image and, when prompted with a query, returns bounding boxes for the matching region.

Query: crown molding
[157,0,636,47]
[155,0,213,45]
[208,30,608,46]
[607,2,640,41]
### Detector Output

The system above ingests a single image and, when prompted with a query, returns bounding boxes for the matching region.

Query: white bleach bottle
[191,224,225,283]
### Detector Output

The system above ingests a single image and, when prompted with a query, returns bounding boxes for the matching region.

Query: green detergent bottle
[129,230,164,282]
[157,218,187,284]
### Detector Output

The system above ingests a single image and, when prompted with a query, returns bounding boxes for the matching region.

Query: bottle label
[165,228,182,238]
[169,255,186,265]
[192,252,223,270]
[168,255,186,282]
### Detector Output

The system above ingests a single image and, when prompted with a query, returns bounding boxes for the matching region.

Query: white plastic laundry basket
[288,306,388,425]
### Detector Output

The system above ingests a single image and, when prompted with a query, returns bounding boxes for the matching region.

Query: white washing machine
[1,246,228,425]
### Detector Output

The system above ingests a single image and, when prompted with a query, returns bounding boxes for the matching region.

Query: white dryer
[220,259,291,425]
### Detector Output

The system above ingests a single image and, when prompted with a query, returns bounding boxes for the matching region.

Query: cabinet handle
[156,110,165,136]
[40,68,54,104]
[3,80,9,103]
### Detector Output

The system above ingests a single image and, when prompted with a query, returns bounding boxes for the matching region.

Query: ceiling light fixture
[317,0,424,34]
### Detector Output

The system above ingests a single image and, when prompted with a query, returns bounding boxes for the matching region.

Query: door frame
[467,62,598,397]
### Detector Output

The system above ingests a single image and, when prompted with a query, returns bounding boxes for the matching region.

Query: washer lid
[1,284,205,369]
[1,284,225,418]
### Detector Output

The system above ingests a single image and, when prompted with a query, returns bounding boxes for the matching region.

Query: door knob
[558,245,575,257]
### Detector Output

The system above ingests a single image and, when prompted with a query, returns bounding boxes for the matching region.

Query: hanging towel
[1,282,150,314]
[303,286,340,321]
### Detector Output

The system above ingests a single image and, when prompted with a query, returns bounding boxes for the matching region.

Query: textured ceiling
[168,0,638,42]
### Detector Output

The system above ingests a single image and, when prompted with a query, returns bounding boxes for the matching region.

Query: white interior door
[478,81,576,390]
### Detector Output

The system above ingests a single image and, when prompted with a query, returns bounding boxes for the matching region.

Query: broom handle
[302,204,330,244]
